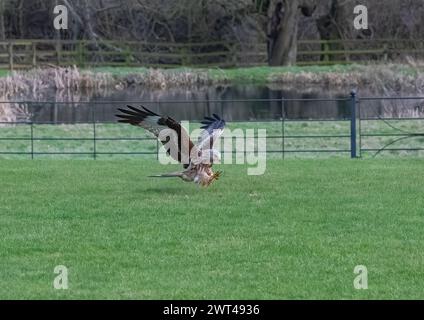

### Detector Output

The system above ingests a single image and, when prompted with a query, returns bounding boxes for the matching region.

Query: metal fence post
[157,101,160,161]
[92,106,97,160]
[350,91,357,158]
[93,121,97,160]
[281,96,285,160]
[30,121,34,160]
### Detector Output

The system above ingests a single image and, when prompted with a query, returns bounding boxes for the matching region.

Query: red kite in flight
[116,105,226,187]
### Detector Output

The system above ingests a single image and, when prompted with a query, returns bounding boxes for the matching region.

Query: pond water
[8,85,424,123]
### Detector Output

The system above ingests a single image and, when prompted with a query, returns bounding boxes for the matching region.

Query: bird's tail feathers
[148,172,182,178]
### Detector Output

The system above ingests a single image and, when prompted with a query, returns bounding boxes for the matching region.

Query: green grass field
[0,159,423,299]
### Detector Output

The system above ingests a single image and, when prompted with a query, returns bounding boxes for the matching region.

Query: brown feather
[116,105,195,166]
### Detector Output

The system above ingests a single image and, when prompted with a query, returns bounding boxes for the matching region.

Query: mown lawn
[0,159,423,299]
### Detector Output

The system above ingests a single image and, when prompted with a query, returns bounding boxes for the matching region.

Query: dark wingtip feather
[141,106,160,116]
[199,114,226,133]
[116,104,159,124]
[118,108,141,116]
[126,105,144,113]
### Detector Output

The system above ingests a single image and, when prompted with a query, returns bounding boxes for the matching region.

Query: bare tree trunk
[316,0,346,61]
[81,0,98,40]
[0,0,5,40]
[17,0,25,38]
[267,0,315,66]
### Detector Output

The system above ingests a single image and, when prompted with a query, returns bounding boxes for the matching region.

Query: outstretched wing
[197,114,226,151]
[116,105,194,165]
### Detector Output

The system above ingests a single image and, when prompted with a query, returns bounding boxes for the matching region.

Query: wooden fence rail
[0,39,423,70]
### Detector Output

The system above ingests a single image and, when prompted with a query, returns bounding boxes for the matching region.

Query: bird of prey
[116,105,226,187]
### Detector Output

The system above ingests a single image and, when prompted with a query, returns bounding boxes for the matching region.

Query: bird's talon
[215,171,222,180]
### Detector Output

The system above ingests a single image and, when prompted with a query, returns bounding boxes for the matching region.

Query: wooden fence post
[56,41,62,66]
[231,43,238,67]
[186,43,192,66]
[8,41,13,71]
[181,45,188,66]
[78,41,85,68]
[383,43,388,62]
[125,43,132,67]
[323,41,330,62]
[32,42,37,68]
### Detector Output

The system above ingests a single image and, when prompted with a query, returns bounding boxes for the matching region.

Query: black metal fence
[1,94,423,159]
[358,96,424,157]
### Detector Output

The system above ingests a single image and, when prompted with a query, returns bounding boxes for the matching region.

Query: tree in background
[0,0,423,66]
[265,0,317,66]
